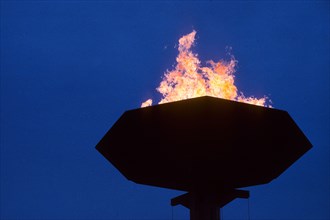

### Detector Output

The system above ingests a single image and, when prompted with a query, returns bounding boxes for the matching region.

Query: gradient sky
[1,1,329,220]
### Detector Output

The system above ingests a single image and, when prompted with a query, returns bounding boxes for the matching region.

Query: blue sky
[1,1,329,220]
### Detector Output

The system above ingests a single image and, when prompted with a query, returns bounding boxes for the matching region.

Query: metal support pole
[171,189,249,220]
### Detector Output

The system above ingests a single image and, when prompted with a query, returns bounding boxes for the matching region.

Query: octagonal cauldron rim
[96,96,312,192]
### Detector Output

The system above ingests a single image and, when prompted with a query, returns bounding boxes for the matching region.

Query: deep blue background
[1,1,329,220]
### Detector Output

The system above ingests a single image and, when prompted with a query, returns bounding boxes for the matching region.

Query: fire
[141,30,271,108]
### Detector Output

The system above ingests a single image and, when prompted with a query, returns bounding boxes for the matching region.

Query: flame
[142,30,271,108]
[141,99,153,108]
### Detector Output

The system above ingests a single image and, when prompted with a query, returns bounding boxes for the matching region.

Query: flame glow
[142,30,271,108]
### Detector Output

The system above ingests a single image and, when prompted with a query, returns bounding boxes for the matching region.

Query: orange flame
[141,30,271,108]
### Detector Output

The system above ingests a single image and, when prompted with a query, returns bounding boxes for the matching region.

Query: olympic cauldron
[96,96,312,220]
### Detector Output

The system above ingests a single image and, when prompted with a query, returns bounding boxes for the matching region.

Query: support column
[171,189,249,220]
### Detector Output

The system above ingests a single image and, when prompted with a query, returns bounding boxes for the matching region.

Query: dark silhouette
[96,96,312,220]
